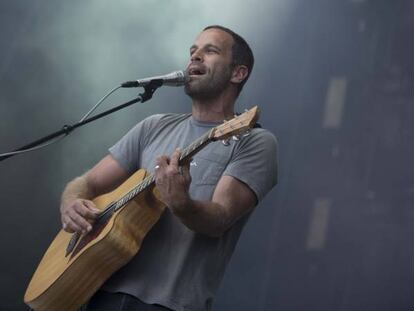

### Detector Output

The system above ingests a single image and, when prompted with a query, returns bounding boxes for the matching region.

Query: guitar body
[24,169,166,311]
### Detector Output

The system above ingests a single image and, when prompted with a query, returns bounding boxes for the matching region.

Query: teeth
[189,68,204,75]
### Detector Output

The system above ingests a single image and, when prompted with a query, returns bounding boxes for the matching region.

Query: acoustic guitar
[24,106,260,311]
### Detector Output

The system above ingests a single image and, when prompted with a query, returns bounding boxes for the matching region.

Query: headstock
[210,106,260,142]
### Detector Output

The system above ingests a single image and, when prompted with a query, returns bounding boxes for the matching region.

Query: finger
[180,163,192,184]
[63,215,84,233]
[156,155,170,169]
[69,212,93,233]
[155,156,170,181]
[83,200,101,215]
[182,161,191,177]
[61,215,74,233]
[74,201,98,220]
[170,148,181,169]
[155,156,170,177]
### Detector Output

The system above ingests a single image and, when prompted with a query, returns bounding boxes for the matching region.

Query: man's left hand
[154,148,192,212]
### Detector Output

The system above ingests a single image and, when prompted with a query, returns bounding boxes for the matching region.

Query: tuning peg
[222,138,231,146]
[242,129,251,137]
[232,135,241,141]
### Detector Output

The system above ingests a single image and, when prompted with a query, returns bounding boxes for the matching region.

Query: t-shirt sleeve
[223,129,278,203]
[109,114,163,174]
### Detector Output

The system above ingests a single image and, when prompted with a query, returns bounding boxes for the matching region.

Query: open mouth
[188,67,207,76]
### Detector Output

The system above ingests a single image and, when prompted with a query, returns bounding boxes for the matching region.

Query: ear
[230,65,249,84]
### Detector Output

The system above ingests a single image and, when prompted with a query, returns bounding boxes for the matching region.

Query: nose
[190,49,203,62]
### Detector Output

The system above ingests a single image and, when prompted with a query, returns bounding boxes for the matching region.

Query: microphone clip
[139,79,163,103]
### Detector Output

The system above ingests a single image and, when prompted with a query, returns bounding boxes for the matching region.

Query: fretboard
[99,129,214,218]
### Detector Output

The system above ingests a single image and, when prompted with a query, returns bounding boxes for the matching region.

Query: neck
[191,89,237,123]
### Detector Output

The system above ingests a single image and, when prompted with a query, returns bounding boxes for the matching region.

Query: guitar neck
[109,130,213,213]
[100,105,259,216]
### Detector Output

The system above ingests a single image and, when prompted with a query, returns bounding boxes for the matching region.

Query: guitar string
[92,111,253,222]
[95,130,213,222]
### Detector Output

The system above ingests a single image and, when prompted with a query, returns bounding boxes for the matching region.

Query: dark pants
[81,291,172,311]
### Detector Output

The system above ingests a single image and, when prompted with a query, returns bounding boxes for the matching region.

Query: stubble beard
[185,67,233,101]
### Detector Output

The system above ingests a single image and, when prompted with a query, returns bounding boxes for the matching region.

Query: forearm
[60,174,101,233]
[154,150,256,237]
[60,155,130,233]
[172,199,232,237]
[61,175,96,207]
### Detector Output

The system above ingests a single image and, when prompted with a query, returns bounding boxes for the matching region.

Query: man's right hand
[59,155,130,234]
[60,199,100,233]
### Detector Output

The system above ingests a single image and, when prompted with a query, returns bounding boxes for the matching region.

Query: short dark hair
[203,25,254,95]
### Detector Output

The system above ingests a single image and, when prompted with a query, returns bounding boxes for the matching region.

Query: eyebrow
[190,43,222,52]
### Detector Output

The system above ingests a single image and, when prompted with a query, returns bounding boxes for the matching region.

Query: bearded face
[184,62,233,100]
[184,29,235,101]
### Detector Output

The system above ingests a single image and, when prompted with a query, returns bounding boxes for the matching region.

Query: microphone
[121,70,189,88]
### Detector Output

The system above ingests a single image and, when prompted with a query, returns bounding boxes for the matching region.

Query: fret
[125,192,133,202]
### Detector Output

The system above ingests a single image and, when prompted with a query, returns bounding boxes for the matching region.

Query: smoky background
[1,0,414,310]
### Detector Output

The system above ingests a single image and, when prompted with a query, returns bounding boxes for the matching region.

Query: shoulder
[251,127,278,142]
[236,127,278,153]
[223,127,279,201]
[140,113,191,129]
[127,113,191,135]
[130,113,190,147]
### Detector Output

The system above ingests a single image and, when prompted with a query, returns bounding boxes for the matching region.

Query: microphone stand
[0,80,163,162]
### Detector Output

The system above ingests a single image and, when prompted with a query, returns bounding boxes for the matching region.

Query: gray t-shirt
[104,113,278,311]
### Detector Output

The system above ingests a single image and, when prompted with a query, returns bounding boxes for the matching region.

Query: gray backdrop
[1,0,414,310]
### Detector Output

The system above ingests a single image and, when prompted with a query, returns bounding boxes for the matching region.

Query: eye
[206,48,218,54]
[189,47,198,56]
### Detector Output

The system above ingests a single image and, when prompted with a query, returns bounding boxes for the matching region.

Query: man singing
[60,25,278,311]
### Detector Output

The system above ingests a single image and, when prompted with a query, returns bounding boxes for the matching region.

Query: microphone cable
[0,85,122,158]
